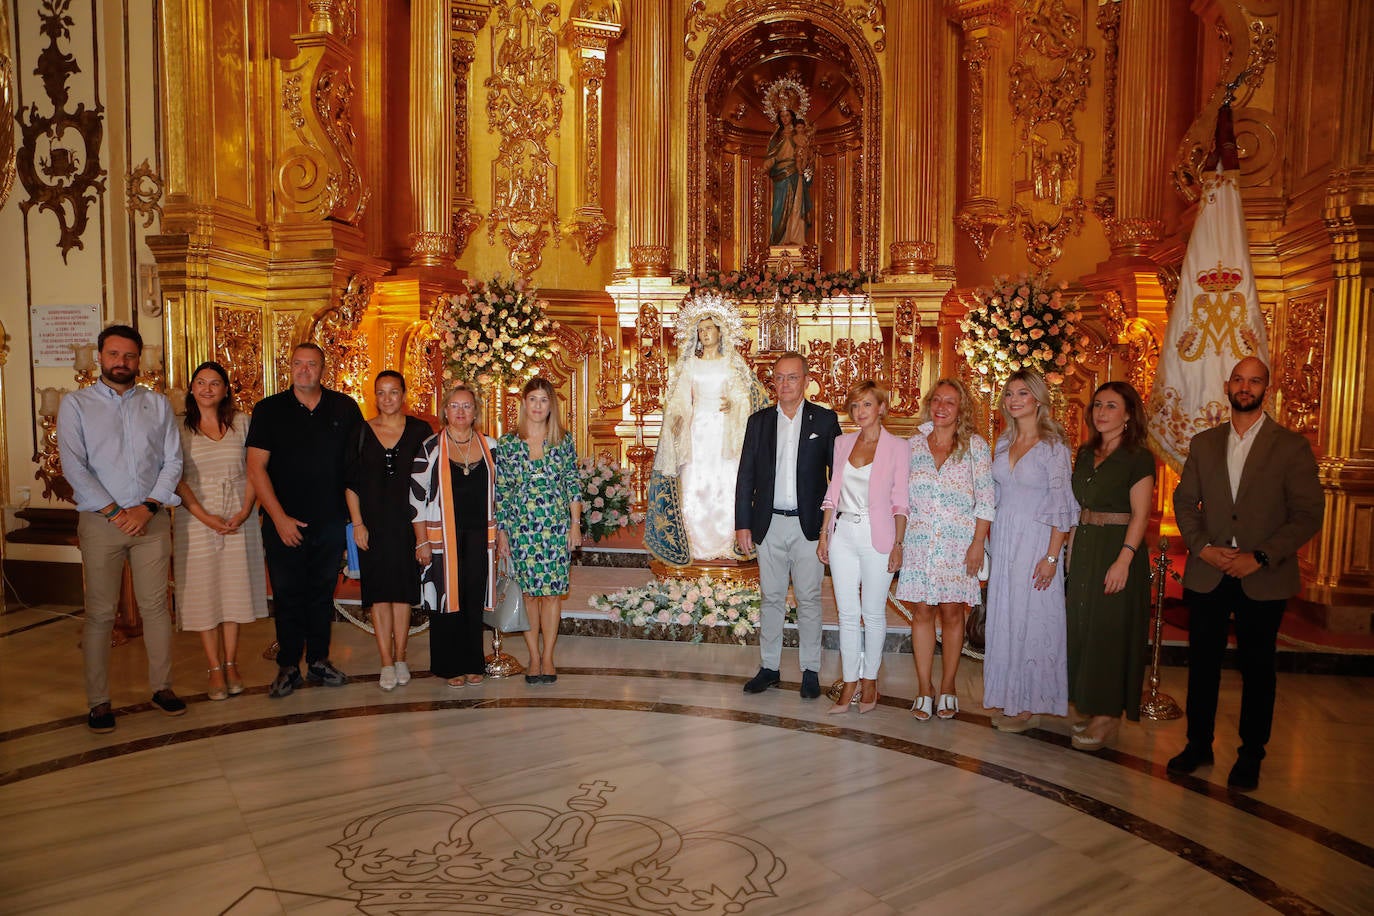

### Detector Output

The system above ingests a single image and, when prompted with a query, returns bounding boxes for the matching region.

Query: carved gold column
[1105,0,1167,256]
[563,10,623,265]
[625,0,670,277]
[409,0,456,266]
[887,0,943,275]
[948,1,1013,261]
[1306,0,1374,621]
[451,2,489,257]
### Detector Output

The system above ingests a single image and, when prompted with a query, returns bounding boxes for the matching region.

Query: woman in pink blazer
[818,381,910,713]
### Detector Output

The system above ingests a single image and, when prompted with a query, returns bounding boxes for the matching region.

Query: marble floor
[2,604,1373,915]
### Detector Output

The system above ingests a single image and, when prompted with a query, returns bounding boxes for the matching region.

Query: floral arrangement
[589,576,764,644]
[683,267,871,305]
[430,274,557,387]
[577,455,643,542]
[957,273,1088,390]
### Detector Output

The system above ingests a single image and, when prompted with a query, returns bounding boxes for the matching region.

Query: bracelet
[103,507,121,519]
[1121,543,1137,554]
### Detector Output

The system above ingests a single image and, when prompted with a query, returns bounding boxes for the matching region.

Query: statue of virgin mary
[644,293,770,566]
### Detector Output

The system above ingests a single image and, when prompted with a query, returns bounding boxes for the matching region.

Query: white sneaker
[394,661,411,686]
[379,665,398,691]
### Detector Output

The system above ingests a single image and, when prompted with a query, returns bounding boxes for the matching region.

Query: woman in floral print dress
[495,377,582,685]
[895,378,995,722]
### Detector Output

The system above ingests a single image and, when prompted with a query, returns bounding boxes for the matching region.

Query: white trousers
[828,515,891,681]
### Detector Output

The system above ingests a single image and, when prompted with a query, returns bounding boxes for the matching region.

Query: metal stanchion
[485,627,524,678]
[1140,535,1182,721]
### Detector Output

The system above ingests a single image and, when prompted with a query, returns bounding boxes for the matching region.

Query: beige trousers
[77,511,174,707]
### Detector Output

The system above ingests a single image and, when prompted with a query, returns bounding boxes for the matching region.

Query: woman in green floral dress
[495,377,582,685]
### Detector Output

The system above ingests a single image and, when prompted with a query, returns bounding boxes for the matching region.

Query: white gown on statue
[679,359,739,560]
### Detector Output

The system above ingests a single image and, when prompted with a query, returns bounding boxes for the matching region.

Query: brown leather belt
[1080,509,1132,526]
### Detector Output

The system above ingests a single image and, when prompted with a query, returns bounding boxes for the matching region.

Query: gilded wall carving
[1100,291,1161,397]
[0,2,15,210]
[563,12,623,264]
[16,0,106,262]
[684,0,887,59]
[953,24,1005,260]
[1006,0,1092,270]
[889,298,923,417]
[1091,0,1120,225]
[276,37,369,224]
[451,5,489,257]
[274,310,304,393]
[311,275,373,402]
[1171,4,1278,201]
[314,68,369,222]
[126,158,164,229]
[403,321,442,415]
[1279,292,1326,436]
[485,0,565,277]
[213,306,265,412]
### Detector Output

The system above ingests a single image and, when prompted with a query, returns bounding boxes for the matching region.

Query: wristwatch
[1252,549,1269,568]
[1043,554,1058,565]
[143,500,161,514]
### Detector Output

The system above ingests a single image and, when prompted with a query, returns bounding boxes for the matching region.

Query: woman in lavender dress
[984,369,1079,732]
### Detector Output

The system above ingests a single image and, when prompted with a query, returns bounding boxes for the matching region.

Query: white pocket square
[808,432,819,439]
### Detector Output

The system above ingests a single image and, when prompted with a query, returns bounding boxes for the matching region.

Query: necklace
[447,430,480,475]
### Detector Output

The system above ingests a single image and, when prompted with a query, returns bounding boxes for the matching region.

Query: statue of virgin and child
[645,294,770,567]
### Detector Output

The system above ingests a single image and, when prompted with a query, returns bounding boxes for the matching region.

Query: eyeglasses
[775,373,805,383]
[445,402,476,412]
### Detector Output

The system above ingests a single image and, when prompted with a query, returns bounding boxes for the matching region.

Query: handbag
[485,556,530,632]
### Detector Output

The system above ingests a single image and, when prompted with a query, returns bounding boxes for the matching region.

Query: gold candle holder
[1140,535,1183,721]
[485,627,525,678]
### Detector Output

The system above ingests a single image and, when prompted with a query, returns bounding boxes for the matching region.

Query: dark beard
[102,366,136,385]
[1228,391,1263,413]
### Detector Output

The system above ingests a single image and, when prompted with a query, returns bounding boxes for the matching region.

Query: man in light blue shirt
[57,324,184,733]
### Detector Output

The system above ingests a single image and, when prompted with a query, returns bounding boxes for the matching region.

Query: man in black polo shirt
[247,342,364,697]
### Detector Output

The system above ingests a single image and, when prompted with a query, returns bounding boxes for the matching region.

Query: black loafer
[1166,745,1214,775]
[269,667,304,699]
[743,667,781,694]
[524,674,540,685]
[88,703,115,733]
[151,689,187,716]
[800,670,822,699]
[541,674,558,684]
[1228,756,1262,791]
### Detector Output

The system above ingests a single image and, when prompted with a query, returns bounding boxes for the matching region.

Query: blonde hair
[442,383,484,430]
[919,378,979,460]
[845,379,889,416]
[999,369,1066,445]
[517,376,567,445]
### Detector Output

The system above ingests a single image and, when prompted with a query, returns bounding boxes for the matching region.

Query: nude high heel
[859,679,880,714]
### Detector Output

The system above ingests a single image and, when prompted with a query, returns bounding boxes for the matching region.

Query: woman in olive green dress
[1066,381,1155,751]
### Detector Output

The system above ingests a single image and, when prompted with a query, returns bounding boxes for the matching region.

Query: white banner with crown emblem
[1147,169,1269,472]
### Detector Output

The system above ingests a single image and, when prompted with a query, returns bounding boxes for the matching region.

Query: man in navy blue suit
[735,352,842,698]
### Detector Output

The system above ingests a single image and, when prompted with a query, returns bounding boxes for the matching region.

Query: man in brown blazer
[1167,356,1324,790]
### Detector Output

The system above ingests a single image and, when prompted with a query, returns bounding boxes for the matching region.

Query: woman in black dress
[410,383,496,687]
[345,371,434,691]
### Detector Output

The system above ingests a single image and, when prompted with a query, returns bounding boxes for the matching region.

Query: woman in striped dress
[174,361,268,700]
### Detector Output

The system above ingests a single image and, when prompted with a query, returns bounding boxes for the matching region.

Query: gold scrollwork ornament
[125,158,164,229]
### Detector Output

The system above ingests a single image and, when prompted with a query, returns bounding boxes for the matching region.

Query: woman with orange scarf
[410,383,497,687]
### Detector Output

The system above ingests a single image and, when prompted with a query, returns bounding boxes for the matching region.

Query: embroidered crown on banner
[331,780,786,916]
[1196,261,1243,294]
